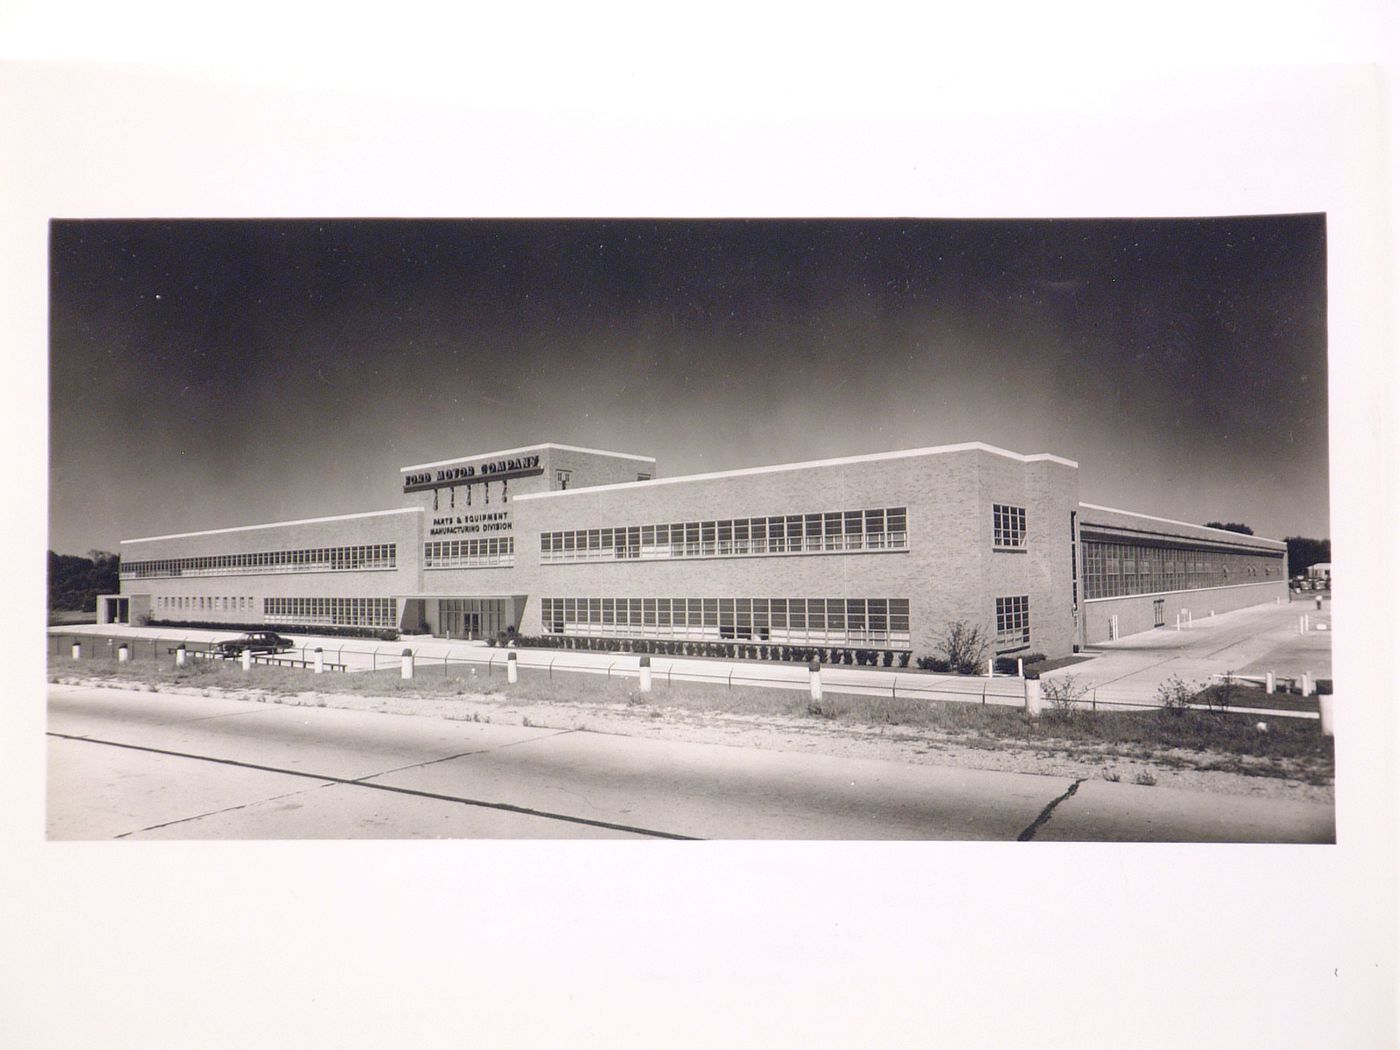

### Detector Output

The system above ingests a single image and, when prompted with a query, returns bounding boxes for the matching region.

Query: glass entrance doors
[437,599,506,641]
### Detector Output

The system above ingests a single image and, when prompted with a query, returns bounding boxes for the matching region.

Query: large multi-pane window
[995,595,1030,648]
[1081,539,1284,599]
[540,507,908,563]
[423,536,514,568]
[992,504,1027,548]
[154,595,259,616]
[264,597,397,628]
[122,544,397,579]
[539,596,911,648]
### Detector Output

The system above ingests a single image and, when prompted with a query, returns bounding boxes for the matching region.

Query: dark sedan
[216,631,295,657]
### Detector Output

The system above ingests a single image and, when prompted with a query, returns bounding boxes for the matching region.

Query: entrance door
[1153,599,1165,627]
[439,601,487,640]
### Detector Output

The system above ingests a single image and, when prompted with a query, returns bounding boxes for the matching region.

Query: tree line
[47,550,120,611]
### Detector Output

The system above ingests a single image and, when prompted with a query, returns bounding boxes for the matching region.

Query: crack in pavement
[1017,778,1087,841]
[347,728,579,783]
[114,782,338,838]
[47,731,696,840]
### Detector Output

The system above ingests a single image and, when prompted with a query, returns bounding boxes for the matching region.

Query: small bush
[939,620,989,675]
[916,655,951,672]
[1133,770,1158,787]
[1041,675,1088,717]
[1155,674,1196,716]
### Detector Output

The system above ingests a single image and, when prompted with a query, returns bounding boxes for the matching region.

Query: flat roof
[401,442,656,472]
[514,442,1077,502]
[1078,503,1286,548]
[122,507,423,544]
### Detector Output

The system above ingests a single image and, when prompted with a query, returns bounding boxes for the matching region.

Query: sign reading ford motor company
[403,454,542,492]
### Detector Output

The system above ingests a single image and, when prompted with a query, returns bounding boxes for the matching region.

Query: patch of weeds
[522,715,534,728]
[1132,770,1158,787]
[1102,769,1122,783]
[1155,674,1197,717]
[1041,675,1092,727]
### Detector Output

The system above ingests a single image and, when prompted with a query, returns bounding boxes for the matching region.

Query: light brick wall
[119,509,424,627]
[1083,580,1289,642]
[511,447,1081,658]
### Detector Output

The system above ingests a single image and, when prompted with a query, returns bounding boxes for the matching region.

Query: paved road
[47,684,1334,842]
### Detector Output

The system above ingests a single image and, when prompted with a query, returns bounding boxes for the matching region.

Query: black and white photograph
[45,216,1336,844]
[3,15,1395,1050]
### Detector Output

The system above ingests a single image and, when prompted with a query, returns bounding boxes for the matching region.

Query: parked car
[217,631,295,657]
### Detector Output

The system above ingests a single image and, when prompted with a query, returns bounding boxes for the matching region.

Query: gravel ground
[50,674,1334,803]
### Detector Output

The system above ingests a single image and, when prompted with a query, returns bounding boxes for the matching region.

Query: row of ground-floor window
[538,596,1031,652]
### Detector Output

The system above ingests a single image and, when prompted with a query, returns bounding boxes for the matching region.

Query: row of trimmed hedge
[144,619,400,641]
[504,633,914,667]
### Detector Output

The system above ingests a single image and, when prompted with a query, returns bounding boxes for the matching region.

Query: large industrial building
[105,441,1288,658]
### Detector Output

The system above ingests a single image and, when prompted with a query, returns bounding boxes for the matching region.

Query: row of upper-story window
[424,537,514,568]
[539,508,909,562]
[121,544,398,578]
[1081,539,1284,600]
[120,501,1032,577]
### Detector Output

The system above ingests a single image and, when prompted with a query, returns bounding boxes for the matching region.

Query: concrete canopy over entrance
[397,594,527,641]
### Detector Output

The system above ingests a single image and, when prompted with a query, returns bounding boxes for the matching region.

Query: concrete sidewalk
[1041,599,1332,705]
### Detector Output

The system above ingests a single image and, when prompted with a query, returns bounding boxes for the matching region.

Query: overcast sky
[48,217,1329,553]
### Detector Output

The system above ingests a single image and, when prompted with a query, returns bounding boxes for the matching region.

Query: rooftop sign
[403,454,542,492]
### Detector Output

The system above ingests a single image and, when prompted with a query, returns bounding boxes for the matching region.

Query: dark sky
[48,217,1329,554]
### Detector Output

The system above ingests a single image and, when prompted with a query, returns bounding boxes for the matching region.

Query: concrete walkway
[1042,598,1332,705]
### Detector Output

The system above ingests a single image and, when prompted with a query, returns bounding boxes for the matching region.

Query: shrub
[1316,679,1333,696]
[916,655,951,672]
[1155,674,1196,716]
[882,650,894,668]
[1041,675,1089,717]
[897,651,911,668]
[1022,652,1047,666]
[994,656,1020,675]
[938,620,989,675]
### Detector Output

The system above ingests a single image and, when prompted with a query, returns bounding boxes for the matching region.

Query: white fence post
[1017,658,1024,678]
[1024,677,1042,718]
[1318,694,1334,736]
[507,651,518,684]
[401,648,414,680]
[313,648,324,674]
[1266,671,1276,694]
[175,645,186,667]
[808,659,822,702]
[71,642,81,660]
[639,655,652,693]
[1301,672,1314,696]
[118,644,130,663]
[986,659,994,678]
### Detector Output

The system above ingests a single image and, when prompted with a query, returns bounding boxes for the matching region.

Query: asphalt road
[47,684,1334,842]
